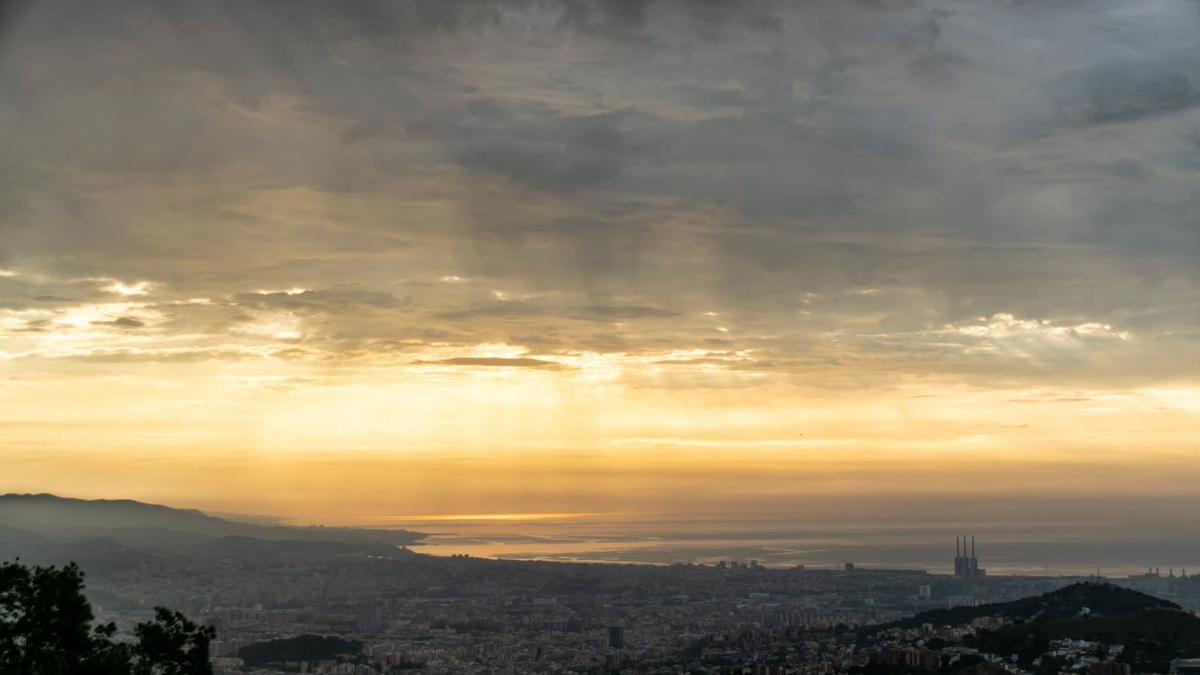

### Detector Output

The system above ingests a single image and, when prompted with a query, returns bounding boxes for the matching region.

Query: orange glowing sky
[2,0,1200,522]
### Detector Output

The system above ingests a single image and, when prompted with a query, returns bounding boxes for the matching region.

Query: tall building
[355,603,385,633]
[953,536,986,578]
[608,626,625,650]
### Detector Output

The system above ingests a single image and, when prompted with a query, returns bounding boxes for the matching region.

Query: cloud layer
[2,0,1199,514]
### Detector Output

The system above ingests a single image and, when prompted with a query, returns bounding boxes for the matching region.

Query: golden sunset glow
[2,0,1200,526]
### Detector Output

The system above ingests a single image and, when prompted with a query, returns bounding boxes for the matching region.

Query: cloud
[0,0,1198,390]
[233,286,410,312]
[437,302,548,321]
[8,1,1200,522]
[437,302,676,322]
[56,347,264,363]
[571,305,677,320]
[91,316,145,329]
[1051,52,1200,129]
[417,357,569,370]
[410,103,661,192]
[100,280,153,297]
[946,313,1132,342]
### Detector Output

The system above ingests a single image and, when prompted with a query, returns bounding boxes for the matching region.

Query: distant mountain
[0,493,424,574]
[196,535,410,558]
[0,520,51,560]
[0,519,159,575]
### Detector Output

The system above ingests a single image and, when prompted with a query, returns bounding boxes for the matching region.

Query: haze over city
[2,0,1200,549]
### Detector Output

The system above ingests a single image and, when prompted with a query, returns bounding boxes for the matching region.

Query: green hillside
[972,606,1200,673]
[860,584,1200,674]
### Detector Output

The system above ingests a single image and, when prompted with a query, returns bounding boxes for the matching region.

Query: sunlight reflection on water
[375,512,1200,578]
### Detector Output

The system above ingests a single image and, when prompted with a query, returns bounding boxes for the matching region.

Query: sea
[368,511,1200,578]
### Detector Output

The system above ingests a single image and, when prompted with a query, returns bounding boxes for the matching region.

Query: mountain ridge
[0,493,425,575]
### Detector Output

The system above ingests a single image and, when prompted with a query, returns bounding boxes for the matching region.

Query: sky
[1,0,1199,523]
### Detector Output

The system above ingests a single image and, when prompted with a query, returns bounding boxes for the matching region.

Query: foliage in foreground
[0,559,214,675]
[238,633,361,667]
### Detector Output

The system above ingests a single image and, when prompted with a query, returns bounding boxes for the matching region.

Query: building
[355,604,384,633]
[1091,662,1132,675]
[608,626,625,649]
[1171,658,1200,675]
[953,536,986,578]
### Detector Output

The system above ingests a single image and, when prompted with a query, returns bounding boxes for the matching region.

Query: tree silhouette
[0,560,213,675]
[132,608,215,675]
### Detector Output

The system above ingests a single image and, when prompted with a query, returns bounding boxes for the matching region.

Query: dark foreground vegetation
[238,634,362,667]
[860,583,1200,675]
[0,559,214,675]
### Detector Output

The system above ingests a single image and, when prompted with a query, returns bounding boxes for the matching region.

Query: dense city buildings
[6,497,1200,673]
[68,539,1200,674]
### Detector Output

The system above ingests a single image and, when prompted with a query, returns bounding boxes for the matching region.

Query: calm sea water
[373,512,1200,578]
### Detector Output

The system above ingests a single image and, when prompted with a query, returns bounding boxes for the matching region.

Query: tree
[132,608,215,675]
[0,560,213,675]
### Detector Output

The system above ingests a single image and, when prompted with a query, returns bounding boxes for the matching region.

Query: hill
[873,583,1200,673]
[974,605,1200,673]
[882,582,1178,631]
[0,493,424,574]
[0,519,161,574]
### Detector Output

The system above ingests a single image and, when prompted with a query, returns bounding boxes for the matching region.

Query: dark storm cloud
[3,0,1200,386]
[437,303,676,323]
[1050,53,1200,129]
[554,0,785,44]
[407,102,664,192]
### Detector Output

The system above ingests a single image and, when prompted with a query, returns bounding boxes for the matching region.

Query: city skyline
[2,0,1200,522]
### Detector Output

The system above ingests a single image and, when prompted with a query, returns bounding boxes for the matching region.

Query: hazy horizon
[13,490,1200,578]
[3,1,1200,533]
